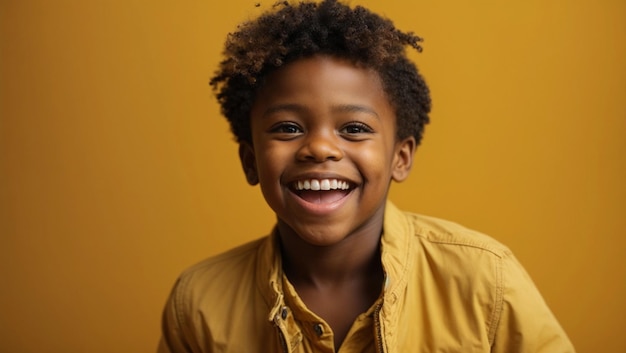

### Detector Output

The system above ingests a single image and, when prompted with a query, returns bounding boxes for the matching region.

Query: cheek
[354,148,392,179]
[255,144,287,180]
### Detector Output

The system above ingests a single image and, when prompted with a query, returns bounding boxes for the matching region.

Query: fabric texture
[158,202,575,353]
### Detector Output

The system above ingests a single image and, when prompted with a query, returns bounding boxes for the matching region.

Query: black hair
[210,0,431,145]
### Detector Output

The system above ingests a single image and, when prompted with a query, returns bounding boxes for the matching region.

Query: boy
[158,1,575,352]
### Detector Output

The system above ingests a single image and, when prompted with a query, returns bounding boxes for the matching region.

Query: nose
[296,131,344,162]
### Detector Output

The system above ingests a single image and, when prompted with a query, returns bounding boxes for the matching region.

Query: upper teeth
[295,179,351,191]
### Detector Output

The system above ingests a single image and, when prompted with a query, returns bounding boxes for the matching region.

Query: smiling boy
[158,1,575,352]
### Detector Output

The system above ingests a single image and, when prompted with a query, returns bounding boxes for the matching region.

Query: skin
[239,55,416,349]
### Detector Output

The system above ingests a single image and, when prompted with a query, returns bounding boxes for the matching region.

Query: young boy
[158,1,575,352]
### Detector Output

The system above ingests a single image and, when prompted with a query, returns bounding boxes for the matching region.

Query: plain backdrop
[1,0,625,352]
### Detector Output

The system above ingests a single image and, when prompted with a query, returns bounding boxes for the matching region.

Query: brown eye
[340,122,373,135]
[270,122,302,134]
[268,122,304,140]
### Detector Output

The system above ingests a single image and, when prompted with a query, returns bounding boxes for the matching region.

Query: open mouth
[290,178,355,204]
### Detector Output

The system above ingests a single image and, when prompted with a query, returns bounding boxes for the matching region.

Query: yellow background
[1,0,624,352]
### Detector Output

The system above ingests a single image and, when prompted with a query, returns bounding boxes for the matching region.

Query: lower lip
[287,188,354,216]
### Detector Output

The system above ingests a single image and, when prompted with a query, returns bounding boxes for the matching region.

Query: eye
[340,122,374,136]
[268,122,303,138]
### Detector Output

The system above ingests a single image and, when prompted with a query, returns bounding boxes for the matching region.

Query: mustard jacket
[158,202,575,352]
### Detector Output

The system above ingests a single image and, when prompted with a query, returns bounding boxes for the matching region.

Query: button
[313,323,324,336]
[280,306,288,320]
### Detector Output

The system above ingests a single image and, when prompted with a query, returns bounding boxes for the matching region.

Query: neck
[277,220,384,288]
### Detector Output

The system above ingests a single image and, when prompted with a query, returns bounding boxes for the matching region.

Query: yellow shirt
[158,202,575,352]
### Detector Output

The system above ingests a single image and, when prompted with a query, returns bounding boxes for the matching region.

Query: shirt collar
[255,201,413,318]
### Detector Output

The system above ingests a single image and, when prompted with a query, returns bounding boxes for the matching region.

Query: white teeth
[294,178,351,191]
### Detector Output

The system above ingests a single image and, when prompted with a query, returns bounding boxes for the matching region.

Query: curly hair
[209,0,431,145]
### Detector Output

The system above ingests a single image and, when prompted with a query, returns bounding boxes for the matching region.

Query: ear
[238,142,259,185]
[391,136,416,182]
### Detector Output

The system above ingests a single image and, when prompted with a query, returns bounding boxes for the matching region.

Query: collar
[254,200,414,327]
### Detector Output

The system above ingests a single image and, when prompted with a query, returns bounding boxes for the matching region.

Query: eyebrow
[262,103,305,118]
[332,104,380,120]
[262,103,380,119]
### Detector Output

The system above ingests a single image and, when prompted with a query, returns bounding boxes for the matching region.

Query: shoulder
[406,211,512,258]
[385,201,510,258]
[160,236,279,351]
[391,208,514,288]
[384,203,515,301]
[172,236,269,304]
[384,202,515,286]
[385,204,575,350]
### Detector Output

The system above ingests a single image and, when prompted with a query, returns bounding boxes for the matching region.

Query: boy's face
[240,55,415,246]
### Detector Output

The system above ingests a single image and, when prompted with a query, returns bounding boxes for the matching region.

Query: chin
[301,223,369,247]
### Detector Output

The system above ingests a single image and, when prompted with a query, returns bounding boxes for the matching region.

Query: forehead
[252,55,394,118]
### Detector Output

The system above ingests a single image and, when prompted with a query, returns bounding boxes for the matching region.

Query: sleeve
[157,277,204,353]
[490,252,576,353]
